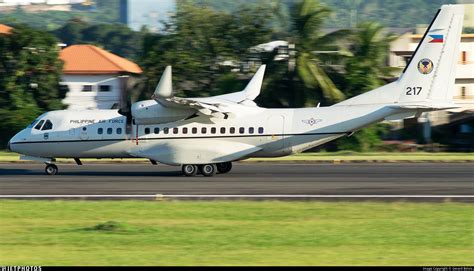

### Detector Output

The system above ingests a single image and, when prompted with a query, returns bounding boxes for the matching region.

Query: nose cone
[8,130,26,153]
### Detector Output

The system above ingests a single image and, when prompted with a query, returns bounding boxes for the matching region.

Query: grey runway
[0,163,473,201]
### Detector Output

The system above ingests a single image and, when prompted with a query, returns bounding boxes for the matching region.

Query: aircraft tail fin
[397,4,464,106]
[336,4,464,109]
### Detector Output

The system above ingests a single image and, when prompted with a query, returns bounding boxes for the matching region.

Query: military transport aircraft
[8,5,464,176]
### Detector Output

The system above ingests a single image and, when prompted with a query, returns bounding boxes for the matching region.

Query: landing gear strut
[45,164,58,175]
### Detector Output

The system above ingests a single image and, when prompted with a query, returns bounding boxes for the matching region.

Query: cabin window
[99,85,111,92]
[220,127,226,134]
[144,128,150,134]
[82,127,87,131]
[258,127,264,134]
[201,127,207,134]
[98,128,103,135]
[34,120,45,130]
[211,127,216,134]
[461,51,467,64]
[107,128,113,134]
[183,127,188,134]
[42,120,53,131]
[82,85,93,92]
[249,127,254,134]
[230,127,235,134]
[164,127,169,134]
[173,128,178,134]
[192,127,198,134]
[154,127,160,134]
[239,127,245,134]
[117,128,122,134]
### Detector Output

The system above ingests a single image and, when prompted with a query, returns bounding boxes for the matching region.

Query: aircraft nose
[8,131,23,153]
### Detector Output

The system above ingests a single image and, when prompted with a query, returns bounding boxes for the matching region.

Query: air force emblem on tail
[417,58,434,74]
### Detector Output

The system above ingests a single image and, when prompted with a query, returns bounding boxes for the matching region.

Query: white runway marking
[0,194,473,198]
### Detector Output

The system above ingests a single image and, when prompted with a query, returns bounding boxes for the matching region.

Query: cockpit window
[28,119,39,128]
[34,120,45,130]
[41,120,53,131]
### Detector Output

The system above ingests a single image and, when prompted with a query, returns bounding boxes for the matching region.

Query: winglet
[242,64,266,101]
[214,64,266,103]
[153,66,173,98]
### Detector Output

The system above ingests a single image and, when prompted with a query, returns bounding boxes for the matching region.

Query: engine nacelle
[131,100,195,124]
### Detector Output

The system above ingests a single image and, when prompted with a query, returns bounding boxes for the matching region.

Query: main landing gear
[181,162,232,177]
[44,163,58,175]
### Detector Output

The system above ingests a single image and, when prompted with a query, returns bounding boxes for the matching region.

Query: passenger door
[265,115,286,153]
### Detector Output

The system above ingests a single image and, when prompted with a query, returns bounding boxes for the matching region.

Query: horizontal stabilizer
[389,103,461,110]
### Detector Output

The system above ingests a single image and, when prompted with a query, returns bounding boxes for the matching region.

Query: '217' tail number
[406,87,422,95]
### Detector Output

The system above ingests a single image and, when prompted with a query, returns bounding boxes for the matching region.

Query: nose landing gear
[44,164,58,175]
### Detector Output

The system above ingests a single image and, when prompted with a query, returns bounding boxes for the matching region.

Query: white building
[59,44,142,110]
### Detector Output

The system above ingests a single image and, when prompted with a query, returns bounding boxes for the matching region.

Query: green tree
[291,0,352,104]
[333,123,391,152]
[344,21,398,97]
[331,22,397,152]
[0,25,64,147]
[139,3,273,99]
[55,18,87,45]
[54,20,146,61]
[261,0,350,108]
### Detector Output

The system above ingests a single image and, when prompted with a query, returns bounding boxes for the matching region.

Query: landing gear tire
[182,164,198,177]
[199,164,217,177]
[45,164,58,175]
[216,162,232,174]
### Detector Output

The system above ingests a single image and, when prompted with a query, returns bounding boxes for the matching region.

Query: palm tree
[261,0,351,107]
[290,0,351,105]
[344,21,398,97]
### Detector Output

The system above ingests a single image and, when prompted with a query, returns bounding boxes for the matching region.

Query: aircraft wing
[212,65,266,103]
[151,65,266,119]
[157,96,233,119]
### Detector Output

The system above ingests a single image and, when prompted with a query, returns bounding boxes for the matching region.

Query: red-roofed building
[59,45,142,110]
[0,24,12,35]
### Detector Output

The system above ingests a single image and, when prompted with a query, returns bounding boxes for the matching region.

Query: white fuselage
[9,104,403,165]
[8,4,464,170]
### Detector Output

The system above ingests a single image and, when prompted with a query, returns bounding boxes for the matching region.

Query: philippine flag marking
[429,34,444,43]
